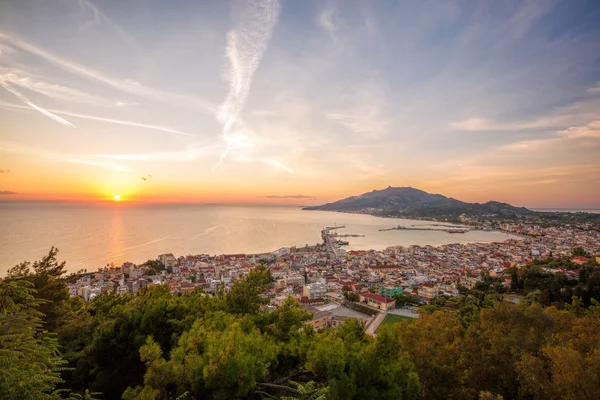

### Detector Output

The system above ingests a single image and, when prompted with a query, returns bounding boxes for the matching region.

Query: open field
[378,313,415,330]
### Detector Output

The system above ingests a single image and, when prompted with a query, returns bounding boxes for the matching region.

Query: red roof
[361,292,395,304]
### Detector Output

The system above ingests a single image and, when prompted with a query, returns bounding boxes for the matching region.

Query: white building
[303,282,327,300]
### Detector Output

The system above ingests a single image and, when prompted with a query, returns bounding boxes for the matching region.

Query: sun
[113,194,121,202]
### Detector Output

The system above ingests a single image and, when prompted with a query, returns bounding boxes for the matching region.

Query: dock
[379,225,469,233]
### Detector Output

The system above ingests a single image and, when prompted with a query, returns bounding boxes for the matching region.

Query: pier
[321,226,364,259]
[379,225,469,233]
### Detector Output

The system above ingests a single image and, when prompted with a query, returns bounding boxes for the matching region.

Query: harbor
[379,225,470,234]
[321,225,366,258]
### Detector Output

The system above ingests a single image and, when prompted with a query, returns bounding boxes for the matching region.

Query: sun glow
[113,194,121,201]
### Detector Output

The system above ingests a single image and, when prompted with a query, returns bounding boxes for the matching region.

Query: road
[365,311,387,336]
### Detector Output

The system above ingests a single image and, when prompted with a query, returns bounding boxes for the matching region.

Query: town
[68,219,600,334]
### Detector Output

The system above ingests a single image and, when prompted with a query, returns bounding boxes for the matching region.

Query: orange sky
[1,1,600,209]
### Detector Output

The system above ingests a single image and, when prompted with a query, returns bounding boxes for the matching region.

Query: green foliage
[0,279,68,399]
[508,258,600,307]
[6,246,70,331]
[393,292,420,306]
[281,380,329,400]
[306,319,419,399]
[6,248,600,400]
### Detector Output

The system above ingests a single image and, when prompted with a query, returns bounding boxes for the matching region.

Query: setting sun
[113,194,121,202]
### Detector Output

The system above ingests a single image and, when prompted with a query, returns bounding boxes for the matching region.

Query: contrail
[0,32,215,114]
[265,159,294,173]
[75,0,142,53]
[0,102,192,136]
[0,67,117,107]
[0,82,75,127]
[212,0,281,171]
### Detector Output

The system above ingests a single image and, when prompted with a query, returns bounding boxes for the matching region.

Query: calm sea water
[1,202,522,275]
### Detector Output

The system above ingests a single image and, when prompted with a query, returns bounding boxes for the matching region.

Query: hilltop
[303,186,535,219]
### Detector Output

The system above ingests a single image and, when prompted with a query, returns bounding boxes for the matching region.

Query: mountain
[303,186,535,219]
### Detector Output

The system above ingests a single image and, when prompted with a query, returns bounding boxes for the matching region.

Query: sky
[0,0,599,208]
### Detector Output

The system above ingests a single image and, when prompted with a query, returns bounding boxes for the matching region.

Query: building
[77,285,91,301]
[303,282,327,300]
[158,253,176,269]
[359,292,396,311]
[418,283,437,299]
[380,285,403,298]
[307,310,333,331]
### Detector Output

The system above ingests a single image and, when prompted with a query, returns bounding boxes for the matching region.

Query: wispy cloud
[326,81,390,139]
[264,158,294,173]
[588,83,600,94]
[450,103,600,132]
[318,5,340,33]
[213,0,282,171]
[74,0,142,52]
[0,67,118,107]
[262,194,315,199]
[503,0,558,41]
[327,112,388,139]
[0,32,215,113]
[0,102,193,136]
[0,169,10,173]
[0,140,131,172]
[94,145,216,162]
[0,191,17,195]
[0,81,75,127]
[502,120,600,151]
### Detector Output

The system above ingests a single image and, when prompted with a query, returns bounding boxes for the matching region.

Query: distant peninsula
[303,186,600,225]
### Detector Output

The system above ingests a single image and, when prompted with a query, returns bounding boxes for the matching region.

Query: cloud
[0,102,194,136]
[0,67,116,107]
[0,140,131,172]
[95,145,216,162]
[0,169,10,173]
[503,0,558,41]
[449,118,493,131]
[502,120,600,151]
[450,108,600,132]
[213,0,282,171]
[0,43,15,55]
[263,194,315,199]
[326,81,390,139]
[115,101,139,108]
[0,191,17,195]
[588,83,600,94]
[74,0,142,52]
[264,158,294,173]
[327,112,388,139]
[318,5,339,33]
[0,32,215,113]
[0,81,75,127]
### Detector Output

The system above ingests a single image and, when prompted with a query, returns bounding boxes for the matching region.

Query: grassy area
[379,313,414,328]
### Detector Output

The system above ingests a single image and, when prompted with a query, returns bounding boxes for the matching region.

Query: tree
[6,247,70,331]
[126,314,278,399]
[280,381,329,400]
[571,247,587,257]
[0,279,69,399]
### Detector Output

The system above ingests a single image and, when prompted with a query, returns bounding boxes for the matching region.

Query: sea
[2,202,586,275]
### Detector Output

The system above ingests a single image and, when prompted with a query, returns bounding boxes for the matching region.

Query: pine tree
[0,279,68,399]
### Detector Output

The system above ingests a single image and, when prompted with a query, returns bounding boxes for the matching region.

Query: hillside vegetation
[1,248,600,399]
